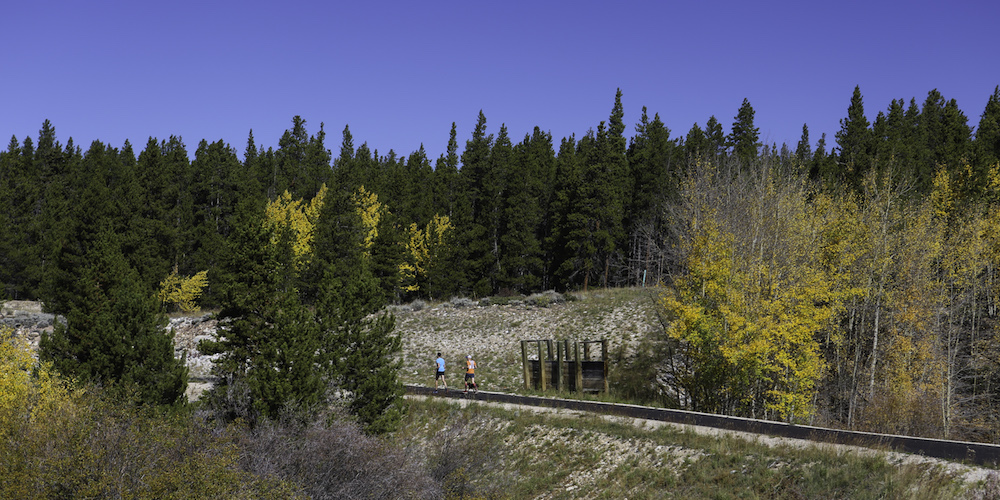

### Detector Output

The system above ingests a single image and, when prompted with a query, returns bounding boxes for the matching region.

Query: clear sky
[3,0,998,162]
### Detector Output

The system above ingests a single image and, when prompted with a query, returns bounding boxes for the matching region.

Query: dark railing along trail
[406,385,1000,467]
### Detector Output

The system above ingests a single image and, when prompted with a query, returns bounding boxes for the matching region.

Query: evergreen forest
[5,84,1000,441]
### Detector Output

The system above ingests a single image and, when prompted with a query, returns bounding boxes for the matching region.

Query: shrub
[450,297,476,308]
[525,290,566,307]
[235,410,440,499]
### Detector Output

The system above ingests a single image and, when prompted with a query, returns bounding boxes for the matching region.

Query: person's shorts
[436,371,445,379]
[465,373,475,381]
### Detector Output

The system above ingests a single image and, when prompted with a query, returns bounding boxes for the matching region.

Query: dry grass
[393,288,661,391]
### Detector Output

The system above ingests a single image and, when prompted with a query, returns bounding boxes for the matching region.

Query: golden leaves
[158,269,209,313]
[263,184,328,270]
[399,214,452,293]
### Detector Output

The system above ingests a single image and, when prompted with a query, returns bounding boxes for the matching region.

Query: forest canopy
[4,84,1000,439]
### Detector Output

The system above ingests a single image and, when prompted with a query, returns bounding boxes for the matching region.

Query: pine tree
[316,264,403,434]
[835,86,873,190]
[428,123,466,298]
[684,123,708,161]
[455,111,495,296]
[500,128,551,293]
[334,124,358,190]
[0,135,37,299]
[200,199,327,422]
[39,230,187,406]
[795,124,812,164]
[550,134,590,290]
[134,136,193,291]
[310,182,405,433]
[975,86,1000,168]
[940,98,974,196]
[484,124,513,292]
[40,141,118,314]
[188,139,248,305]
[627,108,680,285]
[586,88,630,288]
[399,146,435,227]
[705,115,727,162]
[275,116,331,200]
[810,132,836,184]
[728,99,761,166]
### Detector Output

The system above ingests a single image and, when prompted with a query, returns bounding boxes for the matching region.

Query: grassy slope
[394,288,661,391]
[393,288,996,499]
[399,397,988,499]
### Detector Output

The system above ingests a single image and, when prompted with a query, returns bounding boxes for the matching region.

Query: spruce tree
[550,134,590,290]
[500,128,551,293]
[975,86,1000,169]
[627,108,679,285]
[188,139,248,305]
[200,199,327,422]
[728,98,761,166]
[459,111,495,296]
[429,123,466,298]
[704,115,727,162]
[39,230,187,405]
[835,86,873,190]
[795,124,812,164]
[311,182,405,433]
[685,123,708,161]
[583,89,629,288]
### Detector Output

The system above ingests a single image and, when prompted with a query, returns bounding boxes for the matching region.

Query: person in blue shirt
[434,352,447,392]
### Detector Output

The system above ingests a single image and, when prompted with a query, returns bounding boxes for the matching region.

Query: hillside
[5,290,1000,497]
[392,288,660,391]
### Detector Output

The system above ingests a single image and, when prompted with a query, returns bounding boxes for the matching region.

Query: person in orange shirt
[464,355,478,393]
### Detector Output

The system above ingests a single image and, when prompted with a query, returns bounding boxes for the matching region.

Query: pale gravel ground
[393,290,660,391]
[417,395,997,489]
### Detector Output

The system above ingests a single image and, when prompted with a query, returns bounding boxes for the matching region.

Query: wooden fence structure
[520,339,607,393]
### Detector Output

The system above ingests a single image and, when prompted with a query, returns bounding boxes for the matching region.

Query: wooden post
[564,340,571,391]
[521,340,531,390]
[574,341,583,393]
[556,341,564,391]
[538,341,547,391]
[602,338,609,393]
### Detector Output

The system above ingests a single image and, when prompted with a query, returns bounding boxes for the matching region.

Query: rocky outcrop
[1,301,62,352]
[2,301,219,400]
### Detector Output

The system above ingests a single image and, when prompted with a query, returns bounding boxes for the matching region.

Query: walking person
[464,355,478,393]
[434,352,447,393]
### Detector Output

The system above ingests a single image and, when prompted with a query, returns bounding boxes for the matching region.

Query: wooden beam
[521,340,531,390]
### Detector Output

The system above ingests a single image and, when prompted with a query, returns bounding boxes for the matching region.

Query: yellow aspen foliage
[263,184,327,269]
[399,223,427,293]
[0,327,32,438]
[930,165,955,220]
[353,186,387,255]
[661,165,844,422]
[399,214,452,293]
[0,326,77,440]
[986,163,1000,202]
[157,269,209,313]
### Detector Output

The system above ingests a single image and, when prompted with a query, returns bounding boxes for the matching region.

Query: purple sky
[3,0,998,162]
